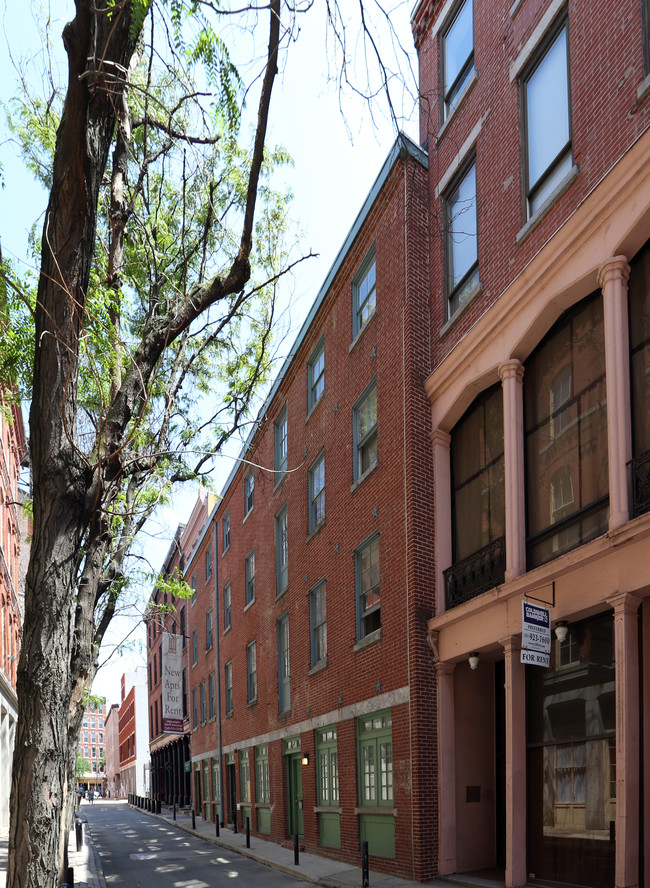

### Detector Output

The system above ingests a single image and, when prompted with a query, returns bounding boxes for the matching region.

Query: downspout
[213,520,225,827]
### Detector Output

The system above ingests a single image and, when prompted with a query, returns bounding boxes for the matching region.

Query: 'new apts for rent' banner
[162,632,184,732]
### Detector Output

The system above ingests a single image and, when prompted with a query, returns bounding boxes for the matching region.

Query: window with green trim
[355,532,380,639]
[316,727,339,805]
[357,711,393,806]
[353,248,377,338]
[239,749,250,803]
[256,744,270,803]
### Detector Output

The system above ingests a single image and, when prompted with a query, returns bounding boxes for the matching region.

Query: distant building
[0,401,27,828]
[76,699,107,792]
[118,669,150,797]
[104,703,120,797]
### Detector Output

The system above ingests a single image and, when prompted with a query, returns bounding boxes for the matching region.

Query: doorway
[227,761,237,828]
[286,753,304,837]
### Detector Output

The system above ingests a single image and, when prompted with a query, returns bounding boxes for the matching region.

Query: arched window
[525,292,608,568]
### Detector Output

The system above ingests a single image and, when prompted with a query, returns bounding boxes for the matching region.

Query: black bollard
[156,799,161,814]
[293,831,299,865]
[173,802,176,821]
[75,820,83,852]
[233,812,238,834]
[215,816,220,837]
[362,840,369,887]
[246,816,250,848]
[66,865,74,887]
[192,808,196,830]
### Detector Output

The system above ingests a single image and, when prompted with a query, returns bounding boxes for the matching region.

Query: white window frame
[441,0,475,122]
[275,505,289,595]
[308,338,325,411]
[309,452,326,532]
[245,549,256,605]
[353,248,377,339]
[354,380,378,481]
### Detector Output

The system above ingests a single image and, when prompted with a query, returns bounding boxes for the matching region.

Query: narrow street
[83,801,311,888]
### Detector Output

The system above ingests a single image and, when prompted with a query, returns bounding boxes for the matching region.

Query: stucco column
[432,429,452,614]
[499,360,526,581]
[607,591,642,888]
[435,658,457,875]
[500,636,526,888]
[598,257,632,530]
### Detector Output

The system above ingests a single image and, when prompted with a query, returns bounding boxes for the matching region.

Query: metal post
[192,808,196,830]
[233,811,238,834]
[293,832,299,865]
[156,799,161,814]
[75,820,83,852]
[246,816,250,848]
[216,816,220,837]
[66,865,74,887]
[173,802,176,821]
[362,840,369,887]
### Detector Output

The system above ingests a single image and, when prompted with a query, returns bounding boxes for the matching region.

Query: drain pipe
[213,519,225,827]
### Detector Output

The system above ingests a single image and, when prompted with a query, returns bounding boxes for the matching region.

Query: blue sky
[0,0,418,703]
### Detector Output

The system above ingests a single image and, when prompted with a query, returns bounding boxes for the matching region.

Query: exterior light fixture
[555,621,568,642]
[301,753,309,766]
[468,652,480,671]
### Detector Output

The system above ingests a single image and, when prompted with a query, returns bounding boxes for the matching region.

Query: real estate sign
[521,601,551,667]
[161,632,184,732]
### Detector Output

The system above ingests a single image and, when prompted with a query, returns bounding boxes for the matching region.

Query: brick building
[0,401,26,829]
[76,698,107,792]
[118,669,150,797]
[146,491,216,808]
[104,703,120,797]
[413,0,650,887]
[178,133,435,880]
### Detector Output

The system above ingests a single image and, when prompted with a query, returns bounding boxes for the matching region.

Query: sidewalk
[1,802,467,888]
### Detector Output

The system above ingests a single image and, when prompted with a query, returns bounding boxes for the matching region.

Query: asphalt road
[84,801,311,888]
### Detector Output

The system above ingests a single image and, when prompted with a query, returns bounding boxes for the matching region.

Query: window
[356,533,380,639]
[354,381,378,480]
[205,545,212,580]
[316,727,339,805]
[206,608,213,650]
[182,668,188,718]
[246,641,257,703]
[274,407,288,481]
[256,744,270,803]
[245,550,255,605]
[224,582,231,631]
[191,574,197,605]
[192,628,198,666]
[442,0,474,121]
[180,607,186,650]
[353,249,377,338]
[275,505,288,595]
[310,581,327,668]
[244,469,254,516]
[225,661,233,715]
[308,338,325,410]
[200,680,206,724]
[277,614,290,713]
[192,687,198,728]
[445,159,478,317]
[309,452,325,532]
[358,711,393,806]
[629,239,650,461]
[523,20,572,218]
[525,292,608,568]
[223,511,231,552]
[450,384,505,564]
[240,749,251,803]
[209,672,216,720]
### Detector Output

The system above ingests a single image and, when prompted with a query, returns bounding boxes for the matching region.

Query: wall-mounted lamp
[555,621,568,642]
[468,652,480,671]
[301,753,309,766]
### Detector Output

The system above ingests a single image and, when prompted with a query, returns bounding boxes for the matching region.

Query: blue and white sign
[521,601,551,667]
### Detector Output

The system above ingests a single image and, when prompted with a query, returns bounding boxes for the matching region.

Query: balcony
[443,536,506,610]
[631,448,650,518]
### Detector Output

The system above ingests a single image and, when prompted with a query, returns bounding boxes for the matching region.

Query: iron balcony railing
[443,536,506,610]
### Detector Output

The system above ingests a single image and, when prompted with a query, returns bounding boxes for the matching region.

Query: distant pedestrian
[88,789,94,804]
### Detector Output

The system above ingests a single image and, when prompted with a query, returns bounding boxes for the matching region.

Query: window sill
[349,308,377,353]
[637,72,650,103]
[306,519,327,544]
[516,164,579,244]
[314,806,342,814]
[223,625,231,635]
[243,508,254,525]
[247,698,257,708]
[350,460,379,493]
[437,69,478,141]
[275,587,288,603]
[244,598,255,612]
[278,708,292,719]
[308,659,328,676]
[273,473,286,494]
[222,545,230,557]
[353,628,382,652]
[225,711,233,719]
[354,807,396,816]
[255,803,271,810]
[439,280,483,338]
[306,393,325,423]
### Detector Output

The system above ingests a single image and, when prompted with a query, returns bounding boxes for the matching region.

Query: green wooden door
[287,754,304,837]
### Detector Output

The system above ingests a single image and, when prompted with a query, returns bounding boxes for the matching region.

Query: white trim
[436,116,484,197]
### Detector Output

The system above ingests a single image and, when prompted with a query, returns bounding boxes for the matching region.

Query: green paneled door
[287,753,303,837]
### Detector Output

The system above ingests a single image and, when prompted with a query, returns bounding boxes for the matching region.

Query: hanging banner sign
[161,632,184,733]
[521,601,551,667]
